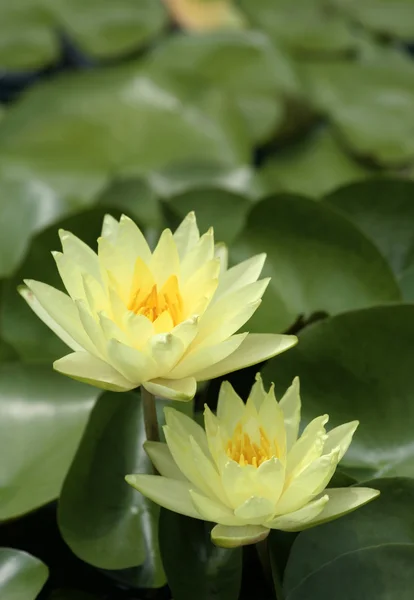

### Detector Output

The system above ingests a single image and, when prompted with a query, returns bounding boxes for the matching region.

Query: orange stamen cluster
[226,422,274,468]
[128,274,183,325]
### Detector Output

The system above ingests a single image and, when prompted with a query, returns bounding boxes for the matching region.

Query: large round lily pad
[263,305,414,479]
[232,195,400,333]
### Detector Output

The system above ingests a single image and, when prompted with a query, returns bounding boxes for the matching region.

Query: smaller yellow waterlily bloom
[163,0,246,32]
[20,213,297,401]
[126,375,379,547]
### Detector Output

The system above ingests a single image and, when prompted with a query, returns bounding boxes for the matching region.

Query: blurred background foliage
[2,0,414,598]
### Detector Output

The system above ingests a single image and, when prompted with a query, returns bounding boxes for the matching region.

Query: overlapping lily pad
[283,478,414,600]
[325,179,414,299]
[263,305,414,479]
[0,362,97,520]
[58,391,165,584]
[232,194,400,333]
[0,548,48,599]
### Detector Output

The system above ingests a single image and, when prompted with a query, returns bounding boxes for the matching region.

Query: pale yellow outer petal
[76,300,106,358]
[107,339,157,384]
[98,237,131,302]
[163,426,214,498]
[19,285,83,352]
[144,441,187,481]
[194,279,270,348]
[213,253,266,302]
[234,496,275,523]
[82,273,109,314]
[216,381,245,436]
[189,436,228,505]
[275,450,340,514]
[252,458,285,505]
[125,474,201,519]
[258,385,287,462]
[122,312,154,349]
[323,421,359,461]
[279,377,301,451]
[192,333,298,381]
[247,372,268,411]
[99,313,131,346]
[180,258,220,317]
[59,229,102,284]
[190,490,244,526]
[300,487,380,530]
[115,214,152,266]
[173,211,200,259]
[169,333,247,380]
[143,377,197,401]
[211,524,269,548]
[221,460,256,508]
[149,333,185,372]
[101,214,119,242]
[267,495,329,531]
[164,407,209,455]
[54,351,135,392]
[286,415,329,479]
[23,280,97,356]
[150,228,180,287]
[53,252,84,300]
[180,228,215,282]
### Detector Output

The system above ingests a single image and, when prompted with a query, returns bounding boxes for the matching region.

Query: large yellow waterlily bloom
[20,213,296,401]
[126,374,379,546]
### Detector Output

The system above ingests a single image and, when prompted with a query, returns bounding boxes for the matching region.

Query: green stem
[141,387,159,442]
[257,537,285,600]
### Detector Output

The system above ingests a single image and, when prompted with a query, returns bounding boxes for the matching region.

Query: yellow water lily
[20,213,296,401]
[126,375,379,547]
[163,0,245,31]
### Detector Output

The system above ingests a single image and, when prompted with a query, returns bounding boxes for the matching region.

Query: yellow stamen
[128,274,183,326]
[226,421,277,468]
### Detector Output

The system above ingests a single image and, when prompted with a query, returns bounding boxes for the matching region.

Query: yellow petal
[150,229,180,287]
[144,441,187,481]
[248,372,268,411]
[53,251,84,300]
[252,457,285,505]
[180,228,214,282]
[214,253,266,302]
[181,258,220,317]
[107,339,157,384]
[98,237,131,302]
[221,460,256,508]
[76,300,106,358]
[216,381,245,435]
[99,312,131,346]
[101,214,119,242]
[287,415,329,479]
[276,450,340,514]
[302,487,380,530]
[23,280,97,355]
[190,490,243,526]
[194,279,269,347]
[125,474,201,519]
[192,333,298,381]
[279,377,301,451]
[143,377,196,401]
[149,332,185,372]
[82,273,108,314]
[258,385,286,462]
[171,316,199,350]
[59,229,101,283]
[164,407,209,455]
[234,496,275,523]
[211,524,269,548]
[153,310,175,334]
[122,312,154,349]
[116,214,152,267]
[163,425,213,497]
[323,421,359,461]
[54,352,134,391]
[170,333,247,380]
[173,211,200,259]
[19,285,83,352]
[189,436,228,504]
[267,495,329,531]
[165,0,245,31]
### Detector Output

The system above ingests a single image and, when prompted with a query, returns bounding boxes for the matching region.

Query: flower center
[226,423,273,468]
[128,274,183,325]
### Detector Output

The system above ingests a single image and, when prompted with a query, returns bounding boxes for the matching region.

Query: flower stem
[141,387,159,442]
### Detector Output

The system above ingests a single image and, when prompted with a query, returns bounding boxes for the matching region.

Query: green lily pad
[345,0,414,42]
[0,65,249,200]
[284,478,414,600]
[232,195,400,333]
[0,208,111,362]
[51,0,167,59]
[148,161,262,200]
[260,129,372,198]
[58,390,165,584]
[0,548,48,599]
[0,0,167,70]
[263,305,414,478]
[159,510,242,600]
[0,363,97,520]
[146,30,301,143]
[0,177,69,278]
[302,61,414,166]
[240,0,358,56]
[167,188,252,245]
[325,179,414,298]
